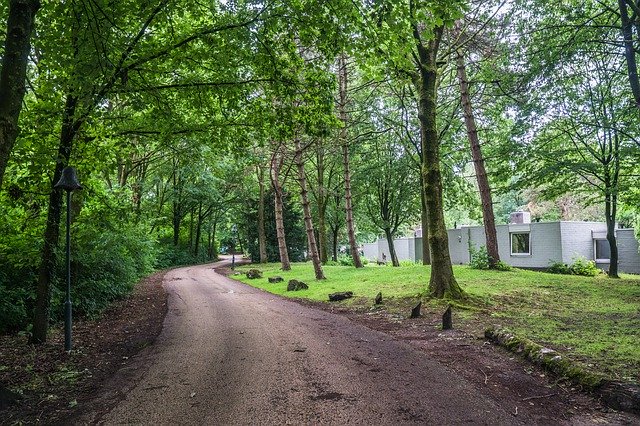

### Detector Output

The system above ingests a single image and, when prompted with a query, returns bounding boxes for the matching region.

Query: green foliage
[495,261,513,272]
[66,218,157,319]
[569,257,600,277]
[338,255,354,266]
[548,257,599,277]
[469,245,490,270]
[548,260,571,275]
[399,259,415,267]
[245,189,306,263]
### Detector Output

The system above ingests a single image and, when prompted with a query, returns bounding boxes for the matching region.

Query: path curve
[83,260,522,425]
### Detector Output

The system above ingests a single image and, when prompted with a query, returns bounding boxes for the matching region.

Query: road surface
[81,260,523,425]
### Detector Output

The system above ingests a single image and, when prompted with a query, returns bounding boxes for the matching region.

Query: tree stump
[442,305,452,330]
[328,291,353,301]
[410,301,421,318]
[268,276,283,283]
[374,292,383,305]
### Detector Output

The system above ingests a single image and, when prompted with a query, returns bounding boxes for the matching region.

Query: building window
[511,232,530,255]
[594,239,611,263]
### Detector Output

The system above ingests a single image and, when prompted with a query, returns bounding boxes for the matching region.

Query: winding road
[81,260,523,425]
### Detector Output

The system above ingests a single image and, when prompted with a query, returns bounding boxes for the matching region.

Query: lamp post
[54,167,82,352]
[231,224,237,270]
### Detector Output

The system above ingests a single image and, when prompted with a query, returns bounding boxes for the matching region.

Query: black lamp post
[231,224,237,270]
[54,167,82,352]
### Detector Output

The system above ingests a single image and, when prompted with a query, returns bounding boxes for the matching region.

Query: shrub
[569,257,599,277]
[325,260,339,266]
[547,257,599,277]
[548,260,571,275]
[338,255,354,266]
[495,261,513,271]
[469,245,490,270]
[399,259,415,267]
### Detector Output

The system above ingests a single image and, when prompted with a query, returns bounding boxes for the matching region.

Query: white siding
[618,229,640,274]
[362,243,378,261]
[560,222,607,264]
[500,222,562,268]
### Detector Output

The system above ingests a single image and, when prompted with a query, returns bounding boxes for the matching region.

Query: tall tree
[338,54,364,268]
[455,48,500,267]
[0,0,40,190]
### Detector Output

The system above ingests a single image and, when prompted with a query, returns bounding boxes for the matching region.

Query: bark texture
[294,139,325,280]
[270,145,291,271]
[256,165,268,263]
[0,0,41,190]
[420,179,431,265]
[338,54,363,268]
[31,94,79,344]
[412,24,464,299]
[456,50,500,268]
[618,0,640,110]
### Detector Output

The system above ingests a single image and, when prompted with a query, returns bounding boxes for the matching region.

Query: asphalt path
[84,260,523,425]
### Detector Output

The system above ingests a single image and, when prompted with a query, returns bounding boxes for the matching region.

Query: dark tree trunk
[618,0,640,110]
[384,228,400,267]
[456,49,500,268]
[256,166,268,263]
[420,181,431,265]
[338,54,364,268]
[0,0,40,190]
[331,225,339,262]
[271,146,291,271]
[605,177,620,278]
[31,94,79,344]
[412,24,464,299]
[194,202,202,257]
[294,139,325,280]
[316,143,328,264]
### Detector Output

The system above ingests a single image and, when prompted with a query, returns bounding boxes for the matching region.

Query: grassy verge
[234,262,640,384]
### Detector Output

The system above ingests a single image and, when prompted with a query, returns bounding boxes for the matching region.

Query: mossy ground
[235,262,640,384]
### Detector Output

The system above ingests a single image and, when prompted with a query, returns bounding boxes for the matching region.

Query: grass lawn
[234,262,640,384]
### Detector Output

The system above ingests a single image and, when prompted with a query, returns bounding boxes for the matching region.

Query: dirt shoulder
[289,297,640,425]
[0,271,167,425]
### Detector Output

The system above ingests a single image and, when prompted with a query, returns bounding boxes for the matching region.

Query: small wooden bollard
[410,301,422,318]
[442,305,452,330]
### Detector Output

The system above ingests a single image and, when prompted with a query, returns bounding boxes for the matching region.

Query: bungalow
[362,213,640,274]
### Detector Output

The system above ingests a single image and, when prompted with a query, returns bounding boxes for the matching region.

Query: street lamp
[54,167,82,352]
[231,224,237,270]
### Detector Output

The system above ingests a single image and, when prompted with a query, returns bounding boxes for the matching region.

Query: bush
[338,255,354,266]
[469,246,490,270]
[547,257,599,277]
[569,257,599,277]
[399,259,415,267]
[548,260,571,275]
[325,260,339,266]
[69,221,158,319]
[495,260,513,271]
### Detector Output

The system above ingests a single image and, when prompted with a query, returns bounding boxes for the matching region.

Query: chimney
[509,211,531,224]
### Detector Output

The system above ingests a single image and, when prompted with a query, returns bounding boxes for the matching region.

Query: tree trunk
[271,146,291,271]
[456,49,500,268]
[618,0,640,110]
[31,93,78,344]
[420,181,431,265]
[338,54,363,268]
[294,139,325,280]
[256,165,268,263]
[413,24,464,299]
[384,228,400,267]
[331,225,339,262]
[316,143,328,264]
[0,0,40,190]
[194,202,202,257]
[605,179,620,278]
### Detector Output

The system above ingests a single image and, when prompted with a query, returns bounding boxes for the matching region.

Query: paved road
[84,261,522,425]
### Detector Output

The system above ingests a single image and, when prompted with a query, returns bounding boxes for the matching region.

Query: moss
[486,327,604,391]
